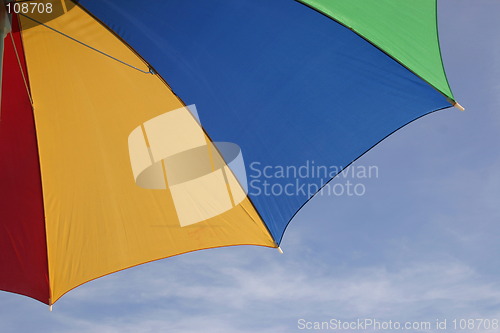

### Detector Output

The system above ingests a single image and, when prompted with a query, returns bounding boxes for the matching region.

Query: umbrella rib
[9,31,33,105]
[19,13,155,75]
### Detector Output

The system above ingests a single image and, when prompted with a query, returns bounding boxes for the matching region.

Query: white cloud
[21,248,499,333]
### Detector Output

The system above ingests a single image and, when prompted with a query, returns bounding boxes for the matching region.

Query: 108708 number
[452,318,499,330]
[6,2,53,14]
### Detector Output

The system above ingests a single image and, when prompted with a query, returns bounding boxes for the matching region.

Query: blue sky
[2,1,499,332]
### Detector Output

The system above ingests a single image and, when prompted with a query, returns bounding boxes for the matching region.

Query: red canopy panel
[0,15,49,304]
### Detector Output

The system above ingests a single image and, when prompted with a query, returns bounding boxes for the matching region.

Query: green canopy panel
[299,0,454,100]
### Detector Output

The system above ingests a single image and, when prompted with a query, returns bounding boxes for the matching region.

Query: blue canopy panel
[79,0,451,243]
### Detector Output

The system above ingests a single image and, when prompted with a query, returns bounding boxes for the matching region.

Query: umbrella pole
[0,2,12,118]
[277,246,284,254]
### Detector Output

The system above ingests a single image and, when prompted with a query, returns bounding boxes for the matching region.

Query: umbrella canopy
[0,0,460,306]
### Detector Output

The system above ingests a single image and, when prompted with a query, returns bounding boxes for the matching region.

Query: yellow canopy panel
[20,3,275,303]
